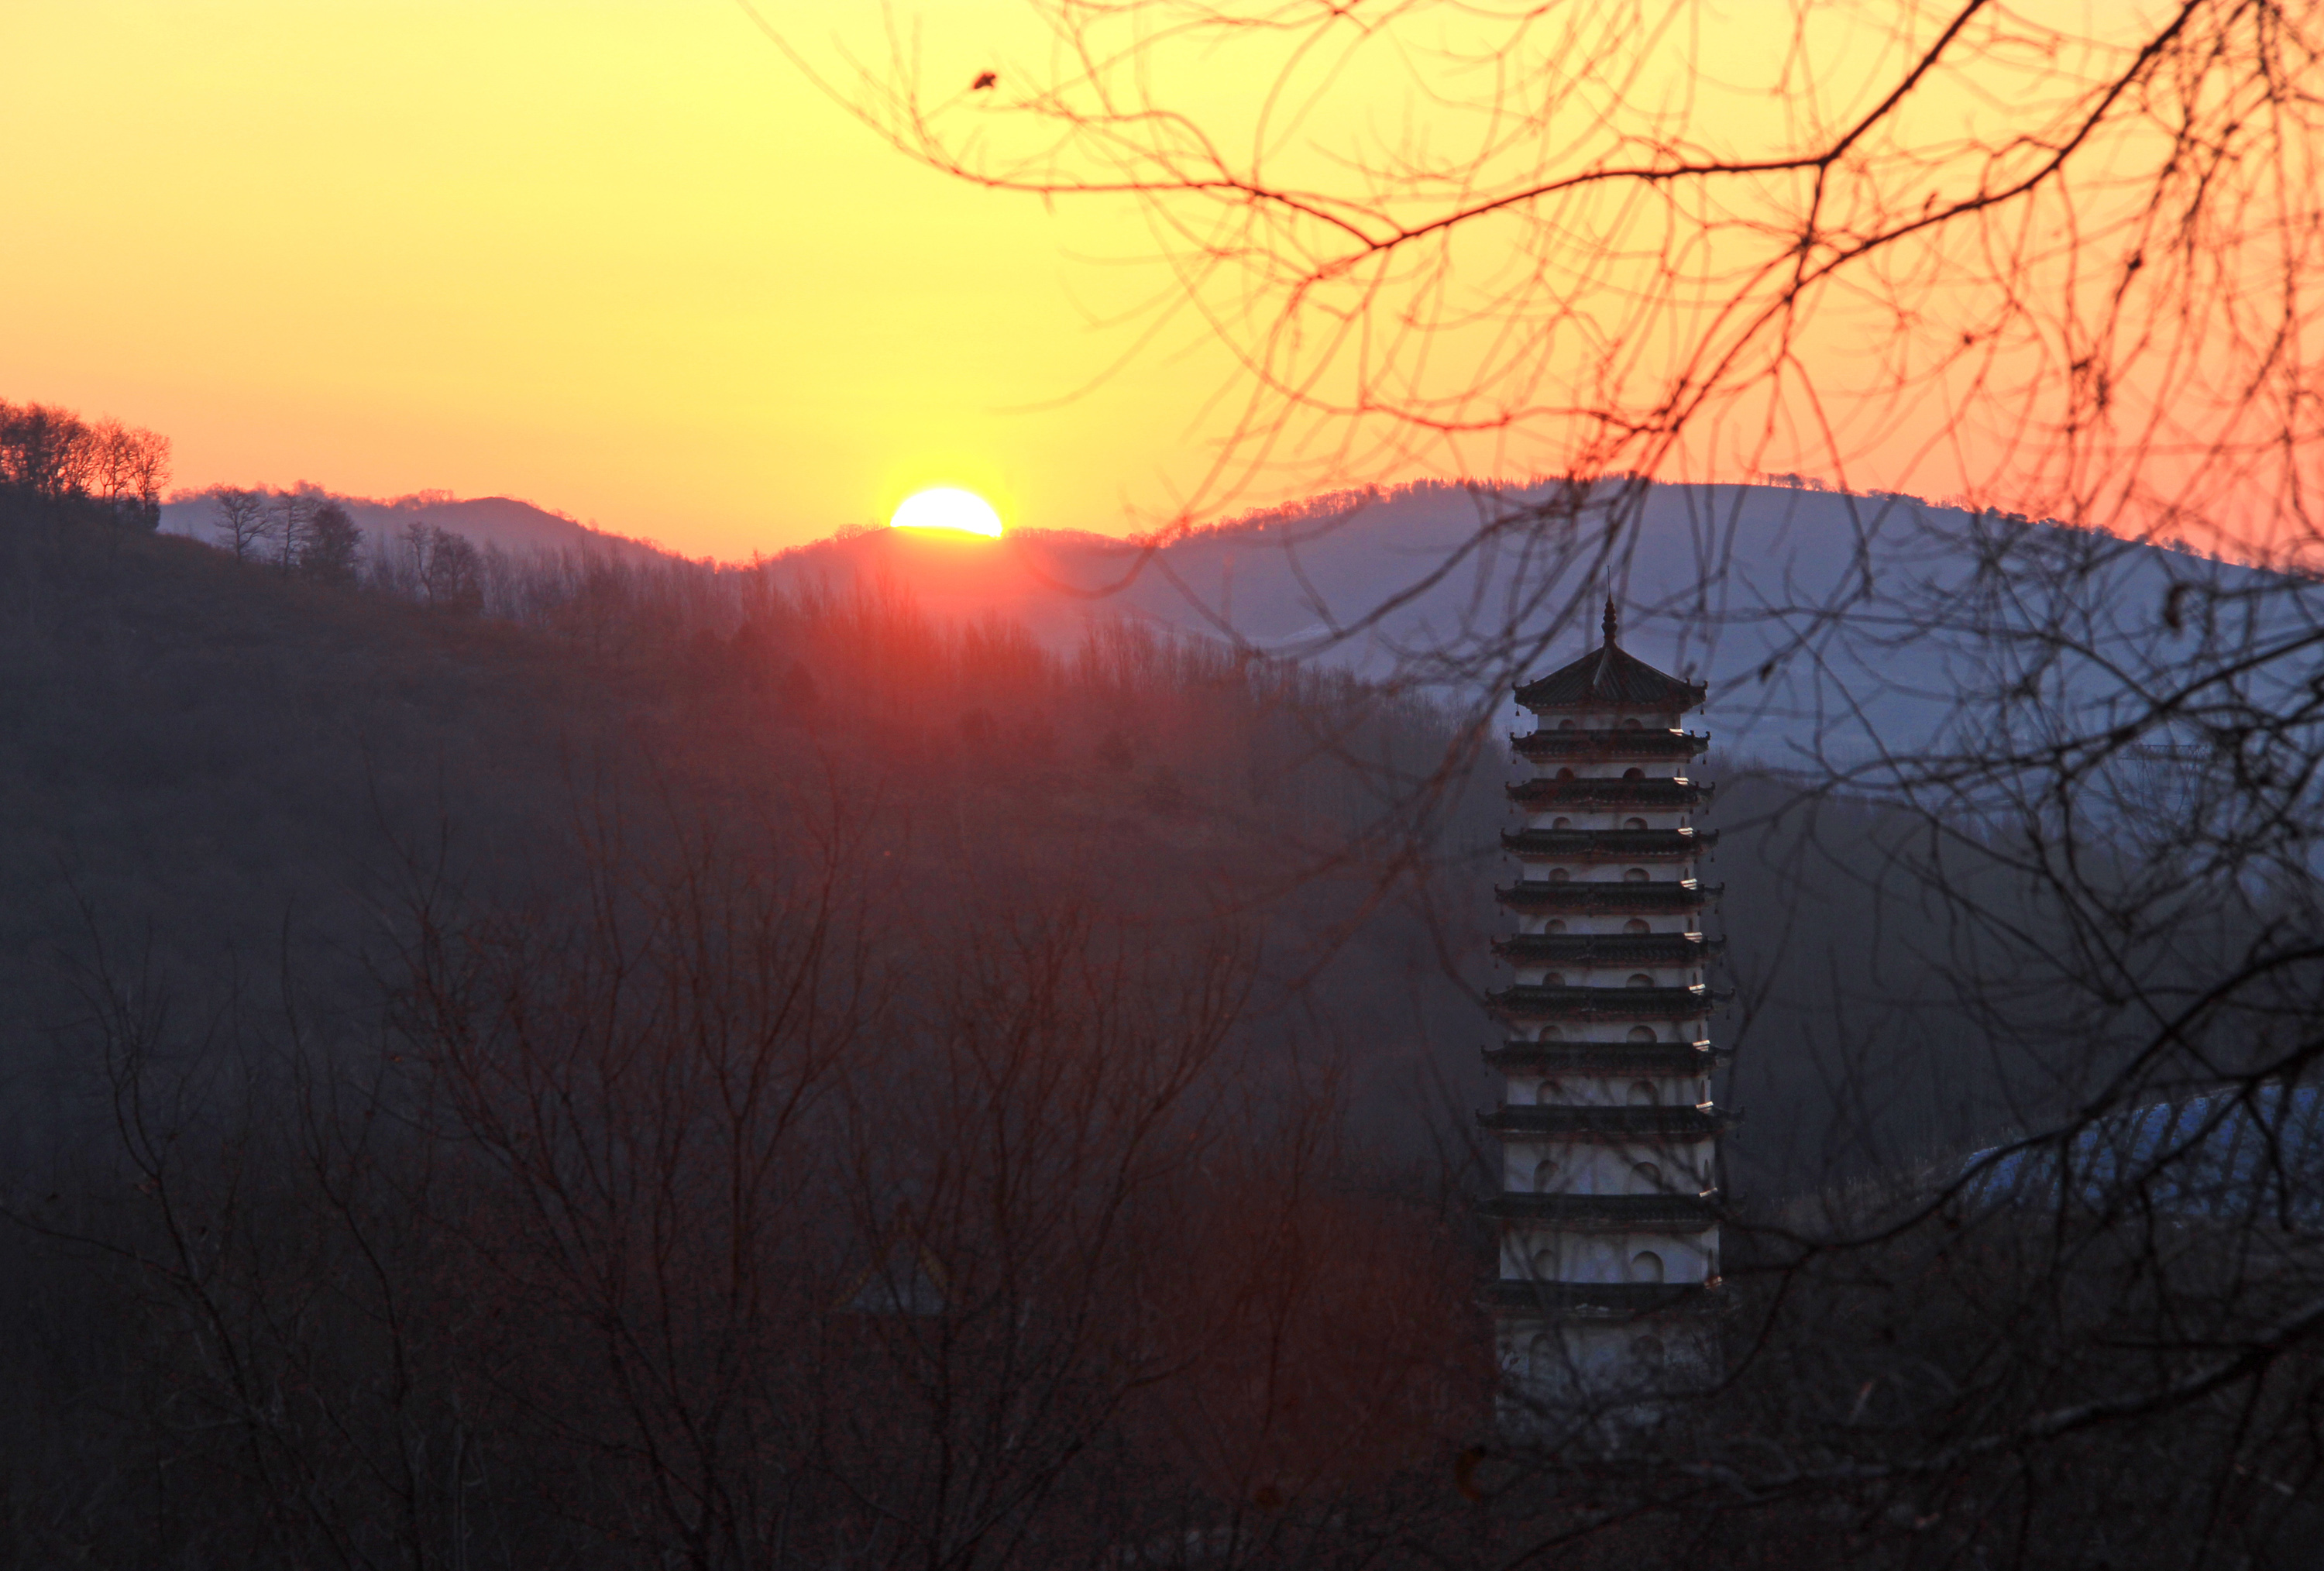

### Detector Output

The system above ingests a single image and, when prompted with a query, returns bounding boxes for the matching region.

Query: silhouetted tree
[265,490,321,572]
[404,521,484,613]
[88,418,170,528]
[2,400,167,521]
[205,486,270,562]
[0,400,94,500]
[297,501,363,586]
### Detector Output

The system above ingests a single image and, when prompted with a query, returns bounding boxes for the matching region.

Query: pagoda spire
[1602,595,1620,646]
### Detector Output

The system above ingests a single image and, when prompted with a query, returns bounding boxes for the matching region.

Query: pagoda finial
[1602,595,1619,646]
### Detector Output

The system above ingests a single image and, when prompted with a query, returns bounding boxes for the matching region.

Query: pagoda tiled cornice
[1508,777,1710,811]
[1481,1280,1721,1315]
[1476,1192,1720,1232]
[1501,828,1717,861]
[1495,881,1719,916]
[1477,1105,1728,1140]
[1486,983,1719,1021]
[1492,932,1721,967]
[1511,730,1708,761]
[1484,1040,1717,1075]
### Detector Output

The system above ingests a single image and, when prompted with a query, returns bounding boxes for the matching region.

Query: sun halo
[889,487,1004,538]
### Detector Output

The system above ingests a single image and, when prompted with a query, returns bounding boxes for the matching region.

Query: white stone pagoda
[1484,599,1724,1428]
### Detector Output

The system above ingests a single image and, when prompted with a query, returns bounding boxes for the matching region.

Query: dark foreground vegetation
[6,422,2324,1567]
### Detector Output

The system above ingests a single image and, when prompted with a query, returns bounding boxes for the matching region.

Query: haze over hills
[159,490,671,563]
[767,482,2309,774]
[5,474,2030,1187]
[160,473,2313,779]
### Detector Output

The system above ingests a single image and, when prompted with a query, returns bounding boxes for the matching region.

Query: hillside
[0,493,1528,1165]
[17,482,2096,1175]
[0,484,2168,1566]
[0,498,650,1153]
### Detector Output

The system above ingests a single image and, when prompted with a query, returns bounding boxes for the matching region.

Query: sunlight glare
[889,487,1004,538]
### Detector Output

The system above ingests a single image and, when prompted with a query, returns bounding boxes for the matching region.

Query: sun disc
[889,487,1003,538]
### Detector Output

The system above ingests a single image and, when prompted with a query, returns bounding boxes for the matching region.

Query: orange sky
[1,2,1249,556]
[5,3,2279,559]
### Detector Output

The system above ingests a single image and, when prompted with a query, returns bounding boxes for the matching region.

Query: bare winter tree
[205,485,270,562]
[738,4,2324,1563]
[396,520,485,612]
[803,1,2317,545]
[265,490,320,572]
[21,775,1474,1569]
[0,401,97,500]
[2,401,167,521]
[297,500,363,584]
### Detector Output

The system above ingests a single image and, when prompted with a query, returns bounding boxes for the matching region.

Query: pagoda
[1484,598,1724,1428]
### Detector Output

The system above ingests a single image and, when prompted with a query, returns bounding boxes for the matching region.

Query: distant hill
[162,478,2304,772]
[160,490,672,564]
[763,483,2300,772]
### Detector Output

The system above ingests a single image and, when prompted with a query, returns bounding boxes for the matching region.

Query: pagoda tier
[1509,777,1710,811]
[1484,1040,1716,1075]
[1497,882,1715,916]
[1494,933,1720,967]
[1477,1194,1719,1231]
[1479,1105,1727,1140]
[1501,828,1717,862]
[1487,984,1717,1021]
[1513,730,1708,762]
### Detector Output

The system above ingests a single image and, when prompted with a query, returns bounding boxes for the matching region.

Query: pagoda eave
[1482,1280,1723,1318]
[1477,1193,1721,1232]
[1478,1105,1728,1140]
[1501,828,1717,861]
[1511,730,1709,761]
[1508,778,1710,810]
[1492,933,1722,966]
[1483,1040,1719,1075]
[1485,985,1719,1021]
[1496,882,1719,915]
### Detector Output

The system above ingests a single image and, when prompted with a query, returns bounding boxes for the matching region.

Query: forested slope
[4,483,2277,1569]
[0,497,632,1140]
[1,493,1509,1153]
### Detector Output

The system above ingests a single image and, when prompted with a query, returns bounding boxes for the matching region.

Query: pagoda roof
[1514,603,1707,713]
[1477,1104,1728,1141]
[1486,983,1719,1021]
[1477,1192,1720,1232]
[1513,730,1708,761]
[1502,828,1716,862]
[1496,882,1717,915]
[1493,932,1721,966]
[1509,777,1709,811]
[1484,1040,1717,1075]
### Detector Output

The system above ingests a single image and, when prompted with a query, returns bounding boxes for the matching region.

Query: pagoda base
[1490,1294,1721,1442]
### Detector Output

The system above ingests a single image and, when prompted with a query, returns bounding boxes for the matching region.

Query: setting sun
[889,487,1004,538]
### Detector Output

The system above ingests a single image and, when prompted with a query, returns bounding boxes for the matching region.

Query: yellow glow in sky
[0,2,1229,558]
[5,3,2245,558]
